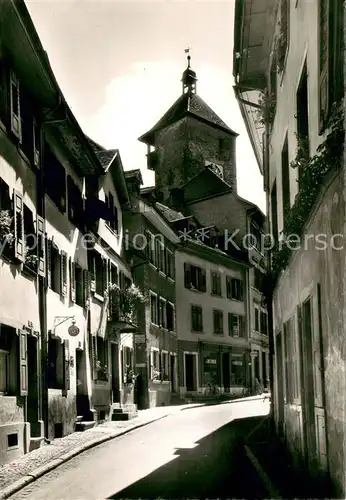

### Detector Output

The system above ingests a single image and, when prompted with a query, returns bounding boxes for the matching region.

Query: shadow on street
[107,415,269,500]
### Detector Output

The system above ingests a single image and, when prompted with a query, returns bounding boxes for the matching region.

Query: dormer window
[205,161,224,180]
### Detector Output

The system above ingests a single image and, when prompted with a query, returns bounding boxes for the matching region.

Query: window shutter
[228,313,233,336]
[319,0,331,132]
[63,339,70,391]
[102,258,108,296]
[88,252,96,292]
[201,268,206,292]
[239,280,244,301]
[18,329,28,396]
[36,215,45,277]
[91,335,97,381]
[46,239,52,288]
[10,70,21,141]
[184,263,190,288]
[239,316,244,337]
[13,190,24,261]
[70,258,76,302]
[83,269,90,309]
[60,251,67,297]
[332,0,343,103]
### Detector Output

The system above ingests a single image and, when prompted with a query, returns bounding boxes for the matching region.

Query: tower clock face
[208,162,224,179]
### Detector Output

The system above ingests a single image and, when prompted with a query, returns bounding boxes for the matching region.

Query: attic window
[205,161,224,180]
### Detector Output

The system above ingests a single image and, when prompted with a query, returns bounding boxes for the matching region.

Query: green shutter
[83,269,90,309]
[46,239,52,288]
[13,189,24,261]
[63,339,70,391]
[60,251,67,297]
[319,0,331,132]
[36,215,45,277]
[70,259,76,302]
[88,251,96,292]
[19,329,28,396]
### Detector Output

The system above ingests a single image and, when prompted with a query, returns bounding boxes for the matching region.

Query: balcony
[108,284,145,333]
[147,151,158,171]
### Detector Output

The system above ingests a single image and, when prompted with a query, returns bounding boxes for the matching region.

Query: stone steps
[75,421,97,432]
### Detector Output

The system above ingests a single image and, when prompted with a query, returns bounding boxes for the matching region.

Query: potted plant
[151,368,161,382]
[108,283,146,325]
[0,210,14,251]
[95,360,108,381]
[24,249,38,271]
[123,364,138,386]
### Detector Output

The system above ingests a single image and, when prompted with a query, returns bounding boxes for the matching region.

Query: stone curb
[0,414,170,500]
[244,444,282,499]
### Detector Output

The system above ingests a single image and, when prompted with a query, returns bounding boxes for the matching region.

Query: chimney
[169,187,185,210]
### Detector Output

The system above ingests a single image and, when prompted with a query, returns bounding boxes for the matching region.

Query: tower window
[219,138,225,154]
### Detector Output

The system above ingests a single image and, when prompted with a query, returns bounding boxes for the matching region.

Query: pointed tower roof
[138,55,238,146]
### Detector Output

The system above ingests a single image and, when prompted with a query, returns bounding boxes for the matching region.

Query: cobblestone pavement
[0,404,196,495]
[8,400,271,500]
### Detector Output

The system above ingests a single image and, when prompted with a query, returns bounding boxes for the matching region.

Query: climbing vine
[255,88,277,127]
[271,105,344,279]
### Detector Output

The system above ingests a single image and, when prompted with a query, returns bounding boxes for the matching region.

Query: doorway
[111,343,120,403]
[276,333,285,436]
[27,336,39,437]
[76,349,90,418]
[185,353,197,391]
[170,354,177,393]
[262,351,267,388]
[301,298,317,468]
[222,353,230,392]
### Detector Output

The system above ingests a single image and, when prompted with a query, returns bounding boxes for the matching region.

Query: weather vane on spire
[184,47,192,67]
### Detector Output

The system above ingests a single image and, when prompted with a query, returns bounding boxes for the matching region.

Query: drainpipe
[37,121,48,439]
[264,120,275,425]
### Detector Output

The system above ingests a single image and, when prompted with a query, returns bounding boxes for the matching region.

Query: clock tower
[138,55,239,203]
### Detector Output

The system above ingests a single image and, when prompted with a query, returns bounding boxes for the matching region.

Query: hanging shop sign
[68,324,80,337]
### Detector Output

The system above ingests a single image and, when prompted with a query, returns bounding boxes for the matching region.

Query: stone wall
[154,117,237,200]
[273,170,346,496]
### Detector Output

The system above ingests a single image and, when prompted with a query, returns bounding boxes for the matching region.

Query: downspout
[37,120,48,439]
[263,119,275,425]
[39,100,69,439]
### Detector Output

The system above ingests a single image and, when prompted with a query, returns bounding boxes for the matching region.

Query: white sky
[26,0,265,212]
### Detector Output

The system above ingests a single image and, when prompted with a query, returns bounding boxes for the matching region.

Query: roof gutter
[233,85,264,175]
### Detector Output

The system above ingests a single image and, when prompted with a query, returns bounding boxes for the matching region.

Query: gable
[183,168,232,204]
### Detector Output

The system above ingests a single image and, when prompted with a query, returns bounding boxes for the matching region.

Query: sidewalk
[0,404,199,500]
[244,415,334,499]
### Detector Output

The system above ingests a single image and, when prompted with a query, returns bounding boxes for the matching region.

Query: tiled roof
[155,202,185,222]
[86,136,118,169]
[138,93,237,144]
[95,149,118,169]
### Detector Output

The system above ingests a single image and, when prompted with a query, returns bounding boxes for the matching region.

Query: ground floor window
[96,337,108,381]
[122,346,133,384]
[0,324,18,395]
[48,336,64,389]
[203,354,218,384]
[150,348,160,381]
[230,354,245,386]
[161,351,169,381]
[0,350,8,393]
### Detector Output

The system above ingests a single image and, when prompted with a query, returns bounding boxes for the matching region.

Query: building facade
[234,0,345,495]
[125,171,180,409]
[175,241,251,396]
[138,59,269,395]
[0,0,142,464]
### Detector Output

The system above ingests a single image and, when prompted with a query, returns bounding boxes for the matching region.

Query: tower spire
[182,48,197,95]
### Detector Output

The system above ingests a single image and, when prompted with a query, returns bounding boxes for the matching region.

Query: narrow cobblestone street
[0,405,199,498]
[5,400,270,500]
